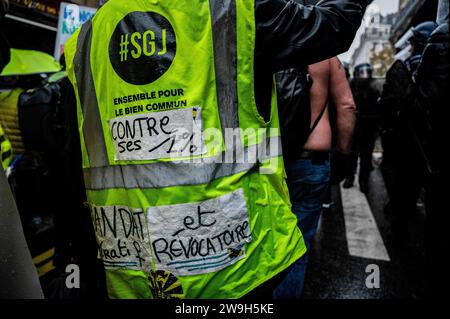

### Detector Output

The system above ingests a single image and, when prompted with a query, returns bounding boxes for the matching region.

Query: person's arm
[256,0,368,71]
[329,57,356,154]
[0,170,44,299]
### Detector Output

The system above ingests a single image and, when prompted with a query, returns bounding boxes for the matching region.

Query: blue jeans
[273,157,330,299]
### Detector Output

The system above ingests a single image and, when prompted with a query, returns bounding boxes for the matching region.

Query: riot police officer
[414,0,448,296]
[408,21,440,74]
[378,21,438,243]
[344,63,381,193]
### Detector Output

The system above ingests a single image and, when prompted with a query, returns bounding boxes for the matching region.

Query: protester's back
[64,0,306,299]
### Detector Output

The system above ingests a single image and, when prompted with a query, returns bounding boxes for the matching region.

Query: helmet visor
[356,66,373,79]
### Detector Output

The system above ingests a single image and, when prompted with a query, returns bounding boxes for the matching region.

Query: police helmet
[353,63,373,79]
[410,21,439,47]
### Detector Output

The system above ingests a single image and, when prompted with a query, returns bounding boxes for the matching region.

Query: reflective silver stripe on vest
[73,20,109,168]
[83,136,281,190]
[209,0,239,130]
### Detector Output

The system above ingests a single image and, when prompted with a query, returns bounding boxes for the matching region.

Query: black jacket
[415,23,449,108]
[414,22,449,175]
[255,0,367,120]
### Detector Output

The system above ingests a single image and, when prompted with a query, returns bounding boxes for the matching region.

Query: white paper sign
[109,107,205,161]
[147,189,252,276]
[90,205,152,271]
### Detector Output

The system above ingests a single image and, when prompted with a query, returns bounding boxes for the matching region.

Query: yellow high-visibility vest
[65,0,305,299]
[0,88,25,155]
[0,123,13,170]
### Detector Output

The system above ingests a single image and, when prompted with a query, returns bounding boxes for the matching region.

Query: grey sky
[339,0,399,63]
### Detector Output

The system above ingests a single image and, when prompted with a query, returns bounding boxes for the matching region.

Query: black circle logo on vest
[109,11,176,85]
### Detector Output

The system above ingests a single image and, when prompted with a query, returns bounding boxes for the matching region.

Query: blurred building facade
[350,7,396,76]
